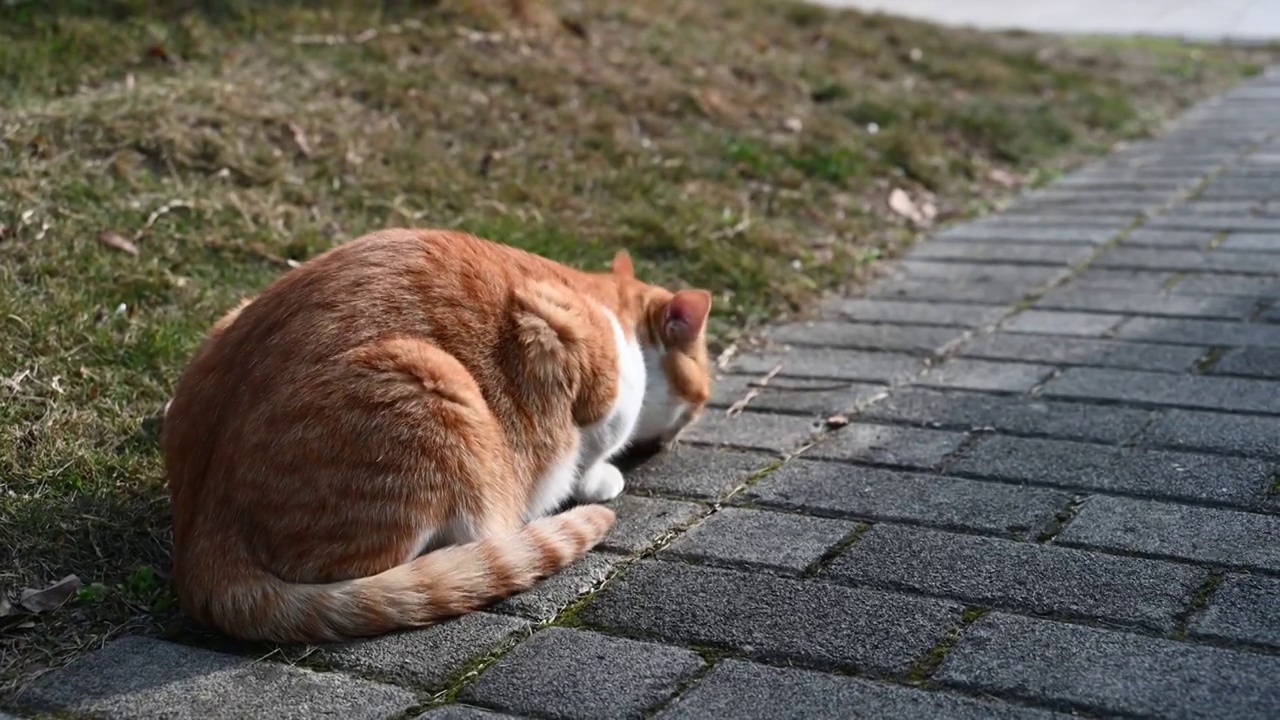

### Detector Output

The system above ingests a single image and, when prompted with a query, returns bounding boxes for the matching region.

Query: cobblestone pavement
[815,0,1280,43]
[10,71,1280,720]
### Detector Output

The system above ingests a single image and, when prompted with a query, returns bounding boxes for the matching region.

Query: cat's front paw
[575,462,625,503]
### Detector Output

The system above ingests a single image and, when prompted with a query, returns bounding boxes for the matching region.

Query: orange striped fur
[161,229,712,643]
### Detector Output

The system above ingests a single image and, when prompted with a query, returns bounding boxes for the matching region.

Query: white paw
[575,463,625,503]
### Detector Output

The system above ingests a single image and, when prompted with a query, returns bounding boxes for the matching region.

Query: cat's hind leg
[345,337,528,551]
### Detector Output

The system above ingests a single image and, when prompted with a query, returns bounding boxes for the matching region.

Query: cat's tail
[190,503,615,644]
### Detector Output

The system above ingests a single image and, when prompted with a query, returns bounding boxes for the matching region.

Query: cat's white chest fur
[526,306,645,518]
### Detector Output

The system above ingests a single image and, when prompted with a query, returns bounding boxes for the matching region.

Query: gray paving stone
[805,423,966,470]
[1002,203,1149,220]
[1123,229,1217,249]
[1002,310,1126,337]
[20,635,417,720]
[1139,409,1280,457]
[1147,214,1280,233]
[907,242,1093,266]
[1042,366,1280,414]
[581,560,962,674]
[624,445,774,500]
[662,507,859,573]
[1163,202,1261,217]
[766,321,964,354]
[862,388,1150,444]
[894,261,1066,286]
[1171,273,1280,297]
[934,223,1116,245]
[1072,268,1175,292]
[1221,233,1280,252]
[709,374,885,417]
[492,554,623,624]
[1193,189,1280,206]
[1019,190,1174,206]
[950,435,1274,507]
[1190,574,1280,648]
[417,706,521,719]
[820,298,1007,328]
[1094,247,1280,274]
[962,332,1206,372]
[728,347,924,383]
[461,628,702,720]
[678,409,820,453]
[827,524,1202,631]
[915,358,1056,393]
[322,612,531,690]
[1034,289,1256,319]
[937,613,1280,718]
[600,495,704,554]
[658,659,1063,720]
[1213,346,1280,378]
[1117,316,1280,347]
[1058,495,1280,571]
[746,460,1068,536]
[869,277,1048,304]
[1053,175,1196,190]
[1260,302,1280,323]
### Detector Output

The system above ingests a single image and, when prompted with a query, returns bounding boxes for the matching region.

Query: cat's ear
[662,289,712,346]
[611,251,635,278]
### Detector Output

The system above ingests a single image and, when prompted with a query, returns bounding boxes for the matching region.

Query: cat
[161,228,712,644]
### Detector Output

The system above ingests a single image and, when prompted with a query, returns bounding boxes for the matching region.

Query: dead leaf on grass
[888,188,936,228]
[888,187,916,219]
[97,230,139,256]
[145,44,173,64]
[989,168,1020,187]
[287,122,312,157]
[18,574,83,614]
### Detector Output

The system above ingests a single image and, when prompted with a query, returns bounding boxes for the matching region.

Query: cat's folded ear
[611,251,635,278]
[662,289,712,346]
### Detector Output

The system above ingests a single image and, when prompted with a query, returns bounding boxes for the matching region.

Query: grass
[0,0,1275,700]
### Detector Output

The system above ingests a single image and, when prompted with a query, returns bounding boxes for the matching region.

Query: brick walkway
[11,72,1280,720]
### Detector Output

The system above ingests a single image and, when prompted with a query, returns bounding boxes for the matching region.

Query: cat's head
[610,251,713,450]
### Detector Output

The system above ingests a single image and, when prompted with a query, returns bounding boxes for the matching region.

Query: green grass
[0,0,1275,700]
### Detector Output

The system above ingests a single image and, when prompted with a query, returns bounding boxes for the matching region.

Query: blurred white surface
[813,0,1280,43]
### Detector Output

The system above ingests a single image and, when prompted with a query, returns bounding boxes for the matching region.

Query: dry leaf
[888,188,918,220]
[887,188,934,228]
[989,168,1019,188]
[98,230,138,256]
[560,17,588,39]
[145,44,171,63]
[921,200,938,222]
[288,122,312,157]
[18,574,83,614]
[825,414,850,428]
[0,595,12,617]
[695,88,738,122]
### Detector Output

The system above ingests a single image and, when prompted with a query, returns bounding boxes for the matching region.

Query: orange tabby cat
[162,228,712,644]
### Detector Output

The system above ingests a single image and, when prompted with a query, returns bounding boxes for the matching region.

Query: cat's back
[211,228,579,363]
